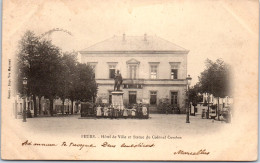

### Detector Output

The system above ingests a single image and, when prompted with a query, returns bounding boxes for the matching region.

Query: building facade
[79,34,189,112]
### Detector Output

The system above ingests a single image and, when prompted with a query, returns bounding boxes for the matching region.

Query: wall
[81,53,187,80]
[96,84,187,112]
[81,52,188,113]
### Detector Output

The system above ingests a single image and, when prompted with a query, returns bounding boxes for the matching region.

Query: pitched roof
[80,35,188,52]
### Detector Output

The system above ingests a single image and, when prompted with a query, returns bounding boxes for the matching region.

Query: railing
[123,79,145,84]
[95,78,187,86]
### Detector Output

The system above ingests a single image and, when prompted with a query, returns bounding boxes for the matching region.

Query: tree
[38,40,63,116]
[197,58,231,120]
[17,30,98,117]
[65,63,98,114]
[73,63,98,104]
[17,30,63,116]
[57,52,78,114]
[189,83,203,105]
[17,31,41,117]
[198,58,231,97]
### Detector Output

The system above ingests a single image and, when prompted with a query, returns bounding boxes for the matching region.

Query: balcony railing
[123,79,145,84]
[95,78,187,86]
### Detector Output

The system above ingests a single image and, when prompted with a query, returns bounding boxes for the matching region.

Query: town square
[13,32,233,124]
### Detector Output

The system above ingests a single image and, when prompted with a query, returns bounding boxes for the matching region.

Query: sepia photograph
[1,0,258,161]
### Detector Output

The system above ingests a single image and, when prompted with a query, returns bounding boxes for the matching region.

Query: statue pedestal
[112,91,124,110]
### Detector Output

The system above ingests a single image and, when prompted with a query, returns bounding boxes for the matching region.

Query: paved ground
[18,113,230,138]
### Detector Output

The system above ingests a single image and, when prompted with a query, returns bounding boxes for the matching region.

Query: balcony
[144,79,187,85]
[123,79,144,85]
[95,78,187,86]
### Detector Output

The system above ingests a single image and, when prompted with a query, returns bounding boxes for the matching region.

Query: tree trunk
[39,96,42,115]
[71,99,74,114]
[62,99,65,115]
[189,103,192,115]
[217,97,220,121]
[207,102,209,119]
[76,103,79,114]
[207,93,210,119]
[50,98,54,116]
[33,95,37,117]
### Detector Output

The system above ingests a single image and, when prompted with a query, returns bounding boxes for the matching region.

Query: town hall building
[78,34,189,113]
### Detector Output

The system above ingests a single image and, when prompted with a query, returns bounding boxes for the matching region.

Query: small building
[79,34,189,113]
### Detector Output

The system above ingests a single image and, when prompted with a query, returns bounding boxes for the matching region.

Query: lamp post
[22,77,27,122]
[186,75,192,123]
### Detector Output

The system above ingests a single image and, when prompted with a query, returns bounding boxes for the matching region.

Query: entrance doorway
[129,91,137,104]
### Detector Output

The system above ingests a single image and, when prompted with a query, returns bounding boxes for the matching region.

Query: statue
[114,70,123,91]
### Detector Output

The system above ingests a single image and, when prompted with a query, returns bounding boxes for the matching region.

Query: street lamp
[186,75,192,123]
[22,77,27,122]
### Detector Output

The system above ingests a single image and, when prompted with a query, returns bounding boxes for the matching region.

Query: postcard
[1,0,258,161]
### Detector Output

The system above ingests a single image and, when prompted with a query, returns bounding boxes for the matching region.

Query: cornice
[79,50,189,55]
[95,78,187,81]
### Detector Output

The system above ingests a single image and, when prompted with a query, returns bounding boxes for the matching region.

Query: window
[129,65,137,79]
[149,62,159,79]
[108,64,117,79]
[126,59,140,79]
[171,92,178,106]
[171,69,178,79]
[150,65,158,79]
[169,62,180,79]
[129,91,137,104]
[150,91,157,105]
[90,65,96,78]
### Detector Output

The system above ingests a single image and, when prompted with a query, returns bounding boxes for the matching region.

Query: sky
[4,0,258,85]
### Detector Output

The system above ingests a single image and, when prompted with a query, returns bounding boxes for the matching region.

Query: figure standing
[96,105,102,118]
[103,104,108,118]
[114,70,123,91]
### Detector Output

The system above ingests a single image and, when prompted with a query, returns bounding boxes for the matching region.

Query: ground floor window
[171,92,178,105]
[129,91,137,104]
[150,91,157,105]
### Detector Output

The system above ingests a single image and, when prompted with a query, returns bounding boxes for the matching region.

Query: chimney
[144,33,147,41]
[123,33,125,41]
